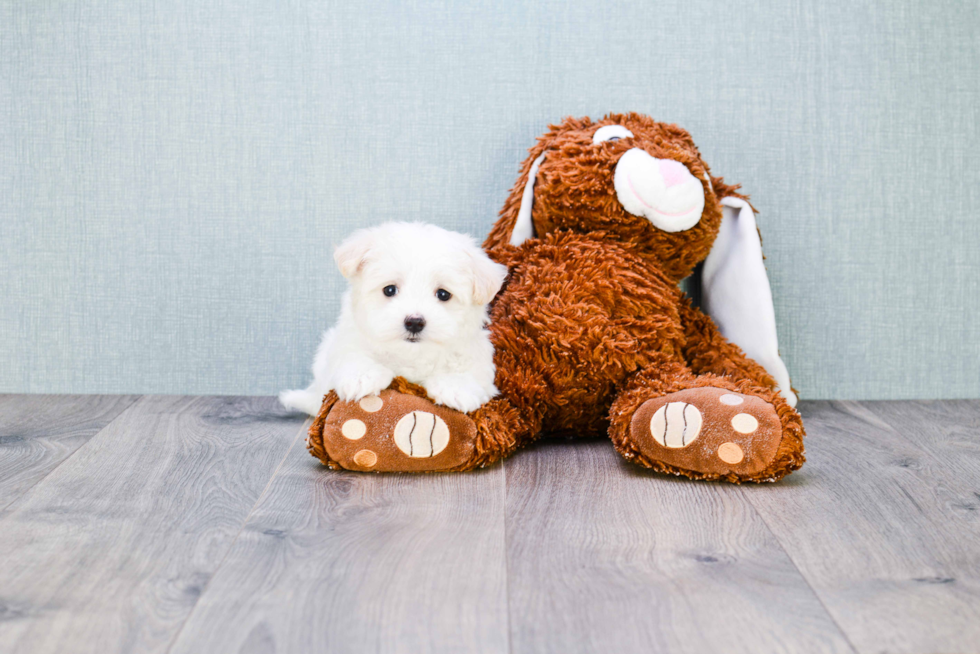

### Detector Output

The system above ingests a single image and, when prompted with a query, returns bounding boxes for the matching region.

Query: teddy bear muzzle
[613,148,706,233]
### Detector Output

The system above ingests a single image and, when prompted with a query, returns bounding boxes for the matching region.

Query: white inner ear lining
[593,125,634,144]
[509,153,546,246]
[703,197,798,408]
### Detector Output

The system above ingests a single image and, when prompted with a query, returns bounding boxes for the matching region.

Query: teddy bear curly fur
[308,113,805,483]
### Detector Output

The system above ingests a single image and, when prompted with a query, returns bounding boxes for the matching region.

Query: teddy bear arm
[676,297,777,391]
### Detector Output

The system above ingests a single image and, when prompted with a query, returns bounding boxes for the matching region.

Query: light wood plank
[0,395,304,654]
[167,435,509,654]
[504,437,854,654]
[0,394,139,508]
[743,401,980,654]
[865,399,980,485]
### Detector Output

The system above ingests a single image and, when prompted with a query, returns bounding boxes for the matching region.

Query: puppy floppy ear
[464,249,509,305]
[701,197,798,407]
[333,228,374,279]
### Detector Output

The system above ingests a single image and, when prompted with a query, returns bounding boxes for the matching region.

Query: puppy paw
[425,374,494,413]
[333,364,395,402]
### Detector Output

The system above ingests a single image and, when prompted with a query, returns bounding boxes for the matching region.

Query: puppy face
[335,222,507,348]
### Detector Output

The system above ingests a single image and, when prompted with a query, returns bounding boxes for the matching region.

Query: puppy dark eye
[383,285,398,297]
[436,289,452,302]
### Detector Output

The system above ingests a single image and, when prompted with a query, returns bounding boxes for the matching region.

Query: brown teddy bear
[308,113,805,483]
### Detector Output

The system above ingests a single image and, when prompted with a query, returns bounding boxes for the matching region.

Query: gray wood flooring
[1,396,978,654]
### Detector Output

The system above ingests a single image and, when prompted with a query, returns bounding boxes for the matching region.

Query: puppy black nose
[404,315,426,334]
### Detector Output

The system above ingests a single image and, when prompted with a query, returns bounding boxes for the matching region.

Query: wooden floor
[1,396,979,654]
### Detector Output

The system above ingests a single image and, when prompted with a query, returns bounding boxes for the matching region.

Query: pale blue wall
[2,0,978,399]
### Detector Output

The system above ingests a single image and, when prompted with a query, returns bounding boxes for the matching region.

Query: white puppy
[279,222,508,416]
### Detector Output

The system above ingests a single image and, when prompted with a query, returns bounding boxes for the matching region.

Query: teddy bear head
[484,112,746,282]
[483,112,798,407]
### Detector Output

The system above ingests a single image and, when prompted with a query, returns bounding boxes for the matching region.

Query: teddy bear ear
[701,197,798,407]
[484,144,549,255]
[507,153,546,247]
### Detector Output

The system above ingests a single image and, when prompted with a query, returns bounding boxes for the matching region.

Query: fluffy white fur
[280,222,508,416]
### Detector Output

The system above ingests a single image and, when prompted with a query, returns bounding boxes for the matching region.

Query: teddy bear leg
[307,383,539,473]
[607,359,805,483]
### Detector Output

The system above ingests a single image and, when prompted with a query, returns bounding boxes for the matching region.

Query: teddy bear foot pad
[629,387,782,477]
[322,390,477,472]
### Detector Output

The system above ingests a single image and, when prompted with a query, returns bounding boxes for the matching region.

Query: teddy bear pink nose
[659,159,690,188]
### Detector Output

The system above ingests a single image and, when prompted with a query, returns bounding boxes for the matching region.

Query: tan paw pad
[358,395,383,413]
[731,413,759,434]
[649,402,702,448]
[717,442,744,464]
[393,411,450,458]
[353,449,377,468]
[719,393,743,406]
[341,419,366,440]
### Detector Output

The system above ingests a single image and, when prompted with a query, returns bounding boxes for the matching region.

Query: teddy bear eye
[383,285,398,297]
[593,125,634,144]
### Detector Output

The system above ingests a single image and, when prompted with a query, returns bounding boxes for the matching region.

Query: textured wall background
[1,0,978,398]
